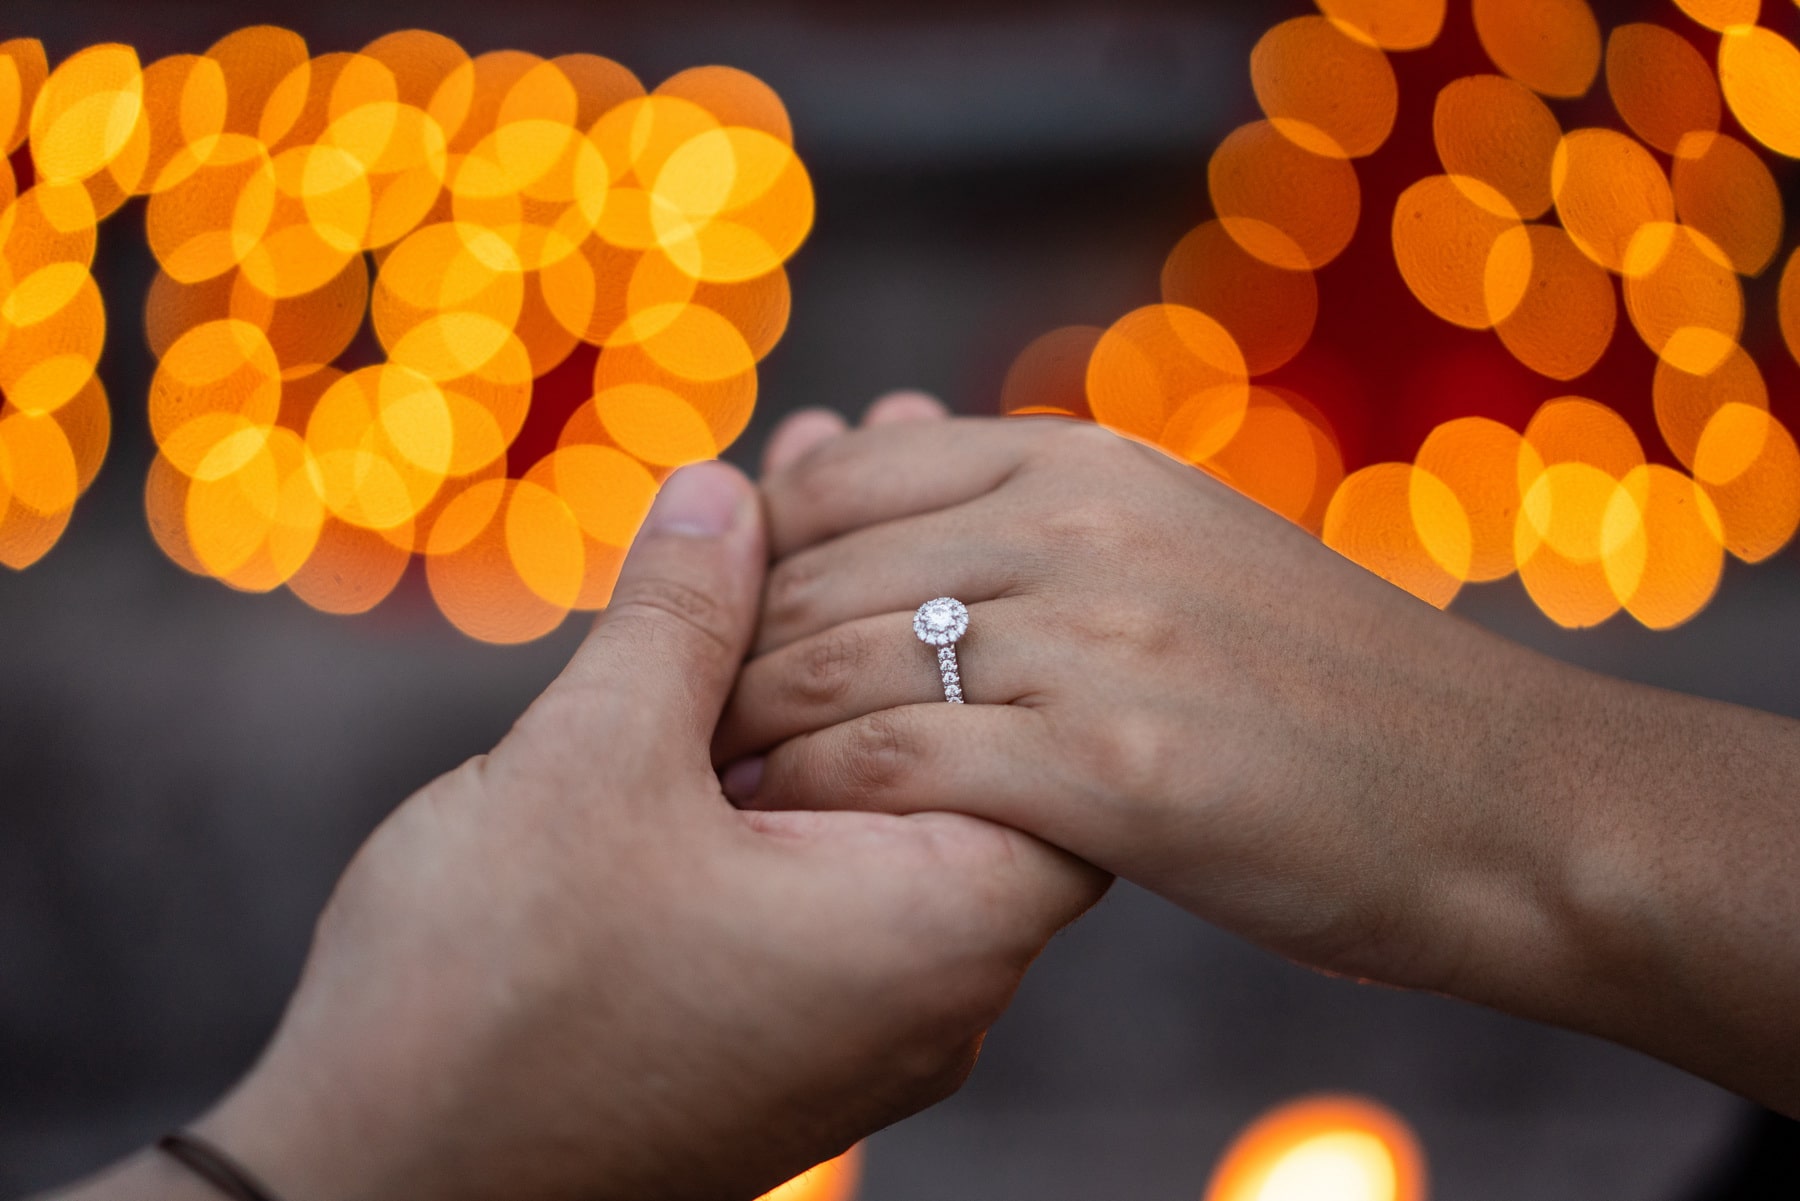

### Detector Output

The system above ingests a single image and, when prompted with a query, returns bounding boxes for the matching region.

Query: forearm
[1435,646,1800,1115]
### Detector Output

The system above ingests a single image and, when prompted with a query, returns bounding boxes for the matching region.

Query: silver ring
[913,597,970,704]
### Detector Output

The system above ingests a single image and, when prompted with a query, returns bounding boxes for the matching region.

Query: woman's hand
[715,416,1800,1117]
[718,416,1554,986]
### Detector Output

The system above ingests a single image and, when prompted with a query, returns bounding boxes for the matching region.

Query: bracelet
[156,1132,284,1201]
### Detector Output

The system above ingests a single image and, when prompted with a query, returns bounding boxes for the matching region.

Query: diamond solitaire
[913,597,970,703]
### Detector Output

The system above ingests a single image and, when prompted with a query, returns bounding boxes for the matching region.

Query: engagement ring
[913,597,969,704]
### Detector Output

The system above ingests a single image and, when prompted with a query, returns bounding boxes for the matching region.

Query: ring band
[914,597,970,704]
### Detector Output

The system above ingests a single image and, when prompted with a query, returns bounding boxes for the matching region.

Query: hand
[717,414,1800,1116]
[713,417,1627,1019]
[53,455,1103,1201]
[717,416,1552,983]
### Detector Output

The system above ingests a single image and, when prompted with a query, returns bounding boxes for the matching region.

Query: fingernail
[645,463,748,538]
[721,757,765,806]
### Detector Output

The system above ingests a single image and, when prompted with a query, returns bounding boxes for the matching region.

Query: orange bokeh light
[1718,25,1800,159]
[1654,342,1768,470]
[1473,0,1602,98]
[1432,74,1561,220]
[1161,220,1318,376]
[1487,223,1617,380]
[755,1146,862,1201]
[1251,16,1399,160]
[1551,127,1673,274]
[1671,131,1782,276]
[1318,0,1447,51]
[1204,1095,1427,1201]
[1325,462,1470,608]
[1000,325,1101,420]
[12,2,1800,641]
[1779,247,1800,365]
[1675,0,1761,32]
[1514,398,1645,628]
[1393,173,1520,329]
[0,28,813,636]
[999,0,1800,631]
[1416,416,1536,582]
[1087,303,1249,456]
[1621,222,1742,375]
[1209,120,1362,271]
[1605,23,1720,156]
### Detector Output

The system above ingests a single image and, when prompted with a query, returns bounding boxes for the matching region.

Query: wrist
[1415,648,1798,1105]
[186,979,498,1201]
[1513,670,1800,1111]
[191,1039,409,1201]
[1384,638,1601,1013]
[39,1149,222,1201]
[194,994,656,1201]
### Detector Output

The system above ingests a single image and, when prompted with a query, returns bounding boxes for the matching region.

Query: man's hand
[52,457,1103,1201]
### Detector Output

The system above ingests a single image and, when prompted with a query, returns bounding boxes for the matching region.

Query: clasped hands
[67,395,1800,1201]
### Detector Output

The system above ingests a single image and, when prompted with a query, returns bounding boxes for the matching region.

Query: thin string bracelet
[156,1132,284,1201]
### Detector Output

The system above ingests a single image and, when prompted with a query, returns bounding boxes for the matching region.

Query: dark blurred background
[2,0,1797,1196]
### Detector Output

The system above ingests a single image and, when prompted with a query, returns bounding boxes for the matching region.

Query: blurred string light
[0,28,812,641]
[1203,1095,1427,1201]
[1004,0,1800,629]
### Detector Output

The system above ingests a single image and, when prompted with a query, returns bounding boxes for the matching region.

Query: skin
[44,428,1103,1201]
[717,413,1800,1119]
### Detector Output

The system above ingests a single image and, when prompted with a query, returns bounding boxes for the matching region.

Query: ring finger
[716,598,1042,765]
[756,503,1025,656]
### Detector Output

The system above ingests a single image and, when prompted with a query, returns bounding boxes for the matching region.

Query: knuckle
[835,709,920,802]
[784,440,859,518]
[763,553,822,631]
[1079,715,1180,803]
[609,575,734,658]
[1063,594,1159,648]
[894,1036,981,1110]
[935,1041,984,1097]
[1039,417,1127,467]
[787,626,867,709]
[443,751,498,804]
[1033,496,1123,558]
[504,689,602,772]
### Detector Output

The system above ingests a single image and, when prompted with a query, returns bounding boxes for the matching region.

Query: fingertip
[561,459,765,738]
[967,821,1112,935]
[763,408,849,477]
[721,756,766,807]
[643,460,758,540]
[864,390,950,426]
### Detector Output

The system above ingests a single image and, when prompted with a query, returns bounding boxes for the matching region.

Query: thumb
[550,460,765,746]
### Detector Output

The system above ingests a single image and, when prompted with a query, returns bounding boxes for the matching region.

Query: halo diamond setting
[913,597,969,647]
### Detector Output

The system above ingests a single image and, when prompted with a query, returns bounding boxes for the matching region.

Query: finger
[738,704,1059,840]
[716,600,1041,764]
[762,408,849,477]
[764,418,1047,559]
[540,461,764,749]
[899,810,1113,948]
[863,390,949,425]
[743,807,1109,954]
[756,503,1020,655]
